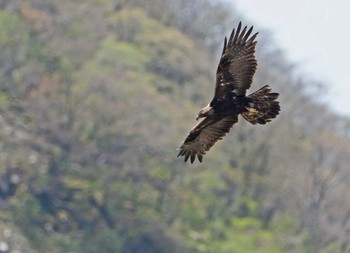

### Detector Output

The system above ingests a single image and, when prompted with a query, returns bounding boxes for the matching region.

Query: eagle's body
[177,22,280,163]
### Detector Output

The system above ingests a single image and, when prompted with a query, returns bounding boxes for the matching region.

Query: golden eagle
[177,22,280,163]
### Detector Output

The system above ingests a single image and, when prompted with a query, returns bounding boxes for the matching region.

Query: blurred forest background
[0,0,350,252]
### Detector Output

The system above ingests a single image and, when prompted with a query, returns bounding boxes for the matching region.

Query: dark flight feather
[177,116,238,163]
[215,21,258,98]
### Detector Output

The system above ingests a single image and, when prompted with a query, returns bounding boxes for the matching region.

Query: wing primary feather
[184,152,190,162]
[177,148,185,157]
[247,32,258,45]
[233,22,242,43]
[237,26,247,42]
[243,26,254,42]
[228,28,235,46]
[198,154,203,163]
[222,37,227,54]
[190,153,196,164]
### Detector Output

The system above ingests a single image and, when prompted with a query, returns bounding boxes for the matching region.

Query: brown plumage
[177,22,280,163]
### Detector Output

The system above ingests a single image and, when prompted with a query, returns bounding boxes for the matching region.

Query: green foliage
[81,229,123,253]
[97,37,148,69]
[0,91,9,109]
[0,1,349,253]
[0,11,28,47]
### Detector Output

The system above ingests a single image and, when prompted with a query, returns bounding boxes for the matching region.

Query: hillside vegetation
[0,0,349,252]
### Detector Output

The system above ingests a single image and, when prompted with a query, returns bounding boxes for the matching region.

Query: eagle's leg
[244,106,258,117]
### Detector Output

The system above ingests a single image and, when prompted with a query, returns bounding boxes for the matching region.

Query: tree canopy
[0,0,349,252]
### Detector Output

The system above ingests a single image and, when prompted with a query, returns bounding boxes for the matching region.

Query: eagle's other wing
[177,115,238,163]
[215,22,258,98]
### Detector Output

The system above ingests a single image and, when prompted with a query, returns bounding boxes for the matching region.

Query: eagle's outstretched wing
[177,116,238,163]
[215,22,258,98]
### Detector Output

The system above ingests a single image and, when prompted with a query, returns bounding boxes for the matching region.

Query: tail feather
[242,85,280,125]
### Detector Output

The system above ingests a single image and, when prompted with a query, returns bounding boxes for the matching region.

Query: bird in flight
[177,22,280,163]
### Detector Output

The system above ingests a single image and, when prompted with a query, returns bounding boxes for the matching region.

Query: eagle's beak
[196,115,200,121]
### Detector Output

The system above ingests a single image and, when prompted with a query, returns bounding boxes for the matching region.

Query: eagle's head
[196,104,214,120]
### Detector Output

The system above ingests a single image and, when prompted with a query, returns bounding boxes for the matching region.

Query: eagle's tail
[242,85,280,125]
